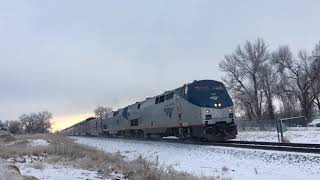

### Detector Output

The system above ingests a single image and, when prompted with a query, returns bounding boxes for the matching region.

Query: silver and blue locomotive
[63,80,237,141]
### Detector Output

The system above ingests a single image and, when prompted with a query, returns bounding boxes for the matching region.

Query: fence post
[279,119,284,143]
[276,119,280,143]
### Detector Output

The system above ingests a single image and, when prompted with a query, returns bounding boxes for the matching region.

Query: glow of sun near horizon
[51,113,94,132]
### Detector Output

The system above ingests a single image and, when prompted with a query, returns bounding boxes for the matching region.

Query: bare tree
[271,46,300,117]
[312,76,320,111]
[0,120,7,131]
[19,111,52,133]
[35,111,52,133]
[311,41,320,111]
[94,106,112,120]
[220,38,270,121]
[220,39,320,126]
[8,120,22,134]
[94,105,112,132]
[272,46,320,124]
[259,63,278,120]
[20,114,34,133]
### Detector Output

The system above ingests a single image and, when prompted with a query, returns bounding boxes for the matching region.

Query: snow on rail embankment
[74,136,320,180]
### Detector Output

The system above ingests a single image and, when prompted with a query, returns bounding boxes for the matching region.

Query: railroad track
[207,140,320,154]
[73,136,320,154]
[156,138,320,154]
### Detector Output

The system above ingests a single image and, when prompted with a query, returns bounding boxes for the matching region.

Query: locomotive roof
[112,79,222,111]
[62,117,96,131]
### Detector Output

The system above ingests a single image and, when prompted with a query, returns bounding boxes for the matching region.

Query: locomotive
[63,80,237,141]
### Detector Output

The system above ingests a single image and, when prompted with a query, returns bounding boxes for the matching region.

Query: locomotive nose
[201,107,234,125]
[200,107,237,141]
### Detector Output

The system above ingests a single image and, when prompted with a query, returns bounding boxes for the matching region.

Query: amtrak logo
[210,96,218,100]
[164,107,174,118]
[210,93,218,100]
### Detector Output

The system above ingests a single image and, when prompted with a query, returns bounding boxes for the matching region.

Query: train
[62,80,237,141]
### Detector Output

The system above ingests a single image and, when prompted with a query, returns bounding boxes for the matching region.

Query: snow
[3,155,118,180]
[19,163,105,180]
[1,138,127,180]
[236,129,320,144]
[73,136,320,180]
[308,118,320,125]
[162,136,179,139]
[29,139,50,147]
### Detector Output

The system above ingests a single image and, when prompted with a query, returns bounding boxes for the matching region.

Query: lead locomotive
[63,80,237,141]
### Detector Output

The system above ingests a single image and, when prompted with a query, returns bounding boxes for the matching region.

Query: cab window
[165,92,174,100]
[159,95,165,103]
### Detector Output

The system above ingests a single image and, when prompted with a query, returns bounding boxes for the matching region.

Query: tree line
[220,38,320,125]
[0,111,52,134]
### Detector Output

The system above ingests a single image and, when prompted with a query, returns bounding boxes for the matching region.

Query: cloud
[0,0,319,129]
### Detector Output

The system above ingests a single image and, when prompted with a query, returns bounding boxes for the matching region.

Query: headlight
[218,103,222,107]
[206,110,210,114]
[214,103,217,107]
[229,109,232,112]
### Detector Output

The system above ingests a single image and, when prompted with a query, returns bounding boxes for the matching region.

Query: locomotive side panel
[141,94,178,134]
[87,118,99,136]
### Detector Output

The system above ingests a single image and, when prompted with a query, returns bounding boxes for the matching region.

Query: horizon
[1,0,320,131]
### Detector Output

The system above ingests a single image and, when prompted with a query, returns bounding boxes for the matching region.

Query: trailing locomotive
[63,80,237,141]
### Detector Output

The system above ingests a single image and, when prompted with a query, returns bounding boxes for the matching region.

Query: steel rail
[207,141,320,154]
[221,140,320,148]
[72,136,320,154]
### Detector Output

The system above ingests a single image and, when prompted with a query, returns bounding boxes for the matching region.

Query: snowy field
[18,160,105,180]
[1,156,108,180]
[21,139,106,180]
[74,136,320,180]
[236,128,320,143]
[0,138,125,180]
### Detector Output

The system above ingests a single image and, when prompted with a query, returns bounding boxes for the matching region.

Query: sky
[0,0,319,131]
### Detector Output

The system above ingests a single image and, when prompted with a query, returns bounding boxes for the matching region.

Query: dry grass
[0,134,215,180]
[0,134,16,142]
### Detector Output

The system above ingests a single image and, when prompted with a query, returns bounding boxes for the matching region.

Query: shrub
[0,134,16,142]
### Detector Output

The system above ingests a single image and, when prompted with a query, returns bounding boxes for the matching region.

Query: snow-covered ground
[19,162,105,180]
[2,155,107,180]
[2,155,127,180]
[74,137,320,180]
[29,139,50,146]
[236,129,320,143]
[1,138,126,180]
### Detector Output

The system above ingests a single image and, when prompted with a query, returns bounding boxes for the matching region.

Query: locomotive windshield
[187,80,233,108]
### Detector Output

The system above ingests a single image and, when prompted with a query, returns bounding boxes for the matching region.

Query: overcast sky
[1,0,320,130]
